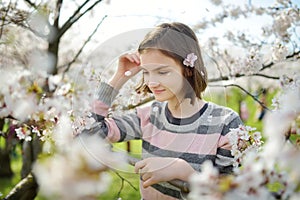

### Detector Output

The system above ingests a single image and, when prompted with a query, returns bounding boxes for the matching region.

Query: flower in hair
[183,53,198,68]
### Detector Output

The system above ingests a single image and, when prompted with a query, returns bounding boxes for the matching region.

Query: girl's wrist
[108,75,128,90]
[175,159,195,181]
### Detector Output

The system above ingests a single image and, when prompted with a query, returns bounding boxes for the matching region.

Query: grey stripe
[149,102,241,134]
[216,154,234,166]
[221,115,243,136]
[142,142,216,169]
[97,82,119,106]
[151,183,182,199]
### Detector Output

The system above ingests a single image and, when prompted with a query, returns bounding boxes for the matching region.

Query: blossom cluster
[33,133,126,200]
[228,125,263,168]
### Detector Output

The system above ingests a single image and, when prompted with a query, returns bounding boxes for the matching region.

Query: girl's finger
[134,160,146,174]
[143,177,155,188]
[130,53,140,64]
[123,54,135,63]
[141,174,149,182]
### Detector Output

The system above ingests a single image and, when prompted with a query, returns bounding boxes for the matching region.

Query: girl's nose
[147,81,160,87]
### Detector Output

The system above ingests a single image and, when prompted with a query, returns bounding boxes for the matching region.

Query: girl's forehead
[140,52,179,69]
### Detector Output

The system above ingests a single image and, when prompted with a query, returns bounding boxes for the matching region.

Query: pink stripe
[137,106,151,127]
[218,135,231,150]
[142,123,219,155]
[140,182,178,200]
[105,118,121,142]
[91,100,109,116]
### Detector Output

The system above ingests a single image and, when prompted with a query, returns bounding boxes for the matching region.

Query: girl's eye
[158,71,169,75]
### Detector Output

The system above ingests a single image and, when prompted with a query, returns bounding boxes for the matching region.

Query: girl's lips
[152,89,165,94]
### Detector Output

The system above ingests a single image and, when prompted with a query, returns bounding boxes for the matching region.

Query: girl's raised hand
[118,52,141,75]
[109,52,141,90]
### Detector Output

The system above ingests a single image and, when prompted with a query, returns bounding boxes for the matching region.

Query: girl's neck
[167,98,205,118]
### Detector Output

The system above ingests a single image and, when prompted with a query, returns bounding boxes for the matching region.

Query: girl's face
[140,50,186,104]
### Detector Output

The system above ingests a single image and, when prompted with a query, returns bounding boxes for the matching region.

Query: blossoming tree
[0,0,299,199]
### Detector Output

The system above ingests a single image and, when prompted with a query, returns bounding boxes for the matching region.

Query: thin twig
[60,15,107,73]
[260,50,300,71]
[122,96,154,111]
[252,73,279,80]
[113,171,139,194]
[0,0,11,39]
[24,0,38,9]
[60,0,90,31]
[58,0,103,39]
[209,83,270,110]
[53,0,63,28]
[116,173,125,198]
[205,51,223,77]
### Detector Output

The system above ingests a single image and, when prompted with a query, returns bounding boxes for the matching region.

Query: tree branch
[208,50,299,82]
[121,96,154,111]
[60,15,107,73]
[24,0,38,9]
[53,0,63,28]
[260,50,300,71]
[209,83,270,110]
[4,173,38,200]
[58,0,103,39]
[61,0,90,29]
[252,73,280,80]
[205,51,223,78]
[113,171,138,198]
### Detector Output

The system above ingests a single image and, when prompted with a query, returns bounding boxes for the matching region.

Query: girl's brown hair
[136,22,207,104]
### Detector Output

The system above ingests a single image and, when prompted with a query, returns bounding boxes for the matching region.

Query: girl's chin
[153,96,167,102]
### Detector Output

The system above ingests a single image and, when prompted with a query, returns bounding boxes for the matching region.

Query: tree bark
[21,136,42,179]
[47,37,60,75]
[0,119,14,178]
[0,149,13,177]
[4,173,38,200]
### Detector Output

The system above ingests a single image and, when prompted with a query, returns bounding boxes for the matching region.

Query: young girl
[89,22,242,200]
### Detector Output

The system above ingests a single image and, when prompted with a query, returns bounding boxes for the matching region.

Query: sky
[8,0,298,69]
[65,0,279,63]
[10,0,297,47]
[75,0,274,43]
[62,0,287,56]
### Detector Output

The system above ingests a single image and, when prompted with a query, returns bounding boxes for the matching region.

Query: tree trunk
[0,120,15,178]
[0,149,13,177]
[47,38,60,75]
[21,136,42,179]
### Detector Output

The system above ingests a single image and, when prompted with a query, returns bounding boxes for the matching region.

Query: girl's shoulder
[136,101,165,118]
[207,102,240,120]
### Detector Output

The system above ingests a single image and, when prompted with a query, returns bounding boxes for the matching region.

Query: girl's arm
[82,53,142,142]
[90,82,142,142]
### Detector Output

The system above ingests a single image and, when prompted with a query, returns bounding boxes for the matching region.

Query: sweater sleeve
[82,82,142,142]
[215,112,243,174]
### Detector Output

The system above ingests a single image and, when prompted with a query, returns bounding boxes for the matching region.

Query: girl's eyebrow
[140,65,171,71]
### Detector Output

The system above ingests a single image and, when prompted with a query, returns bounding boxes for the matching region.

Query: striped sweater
[89,82,242,200]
